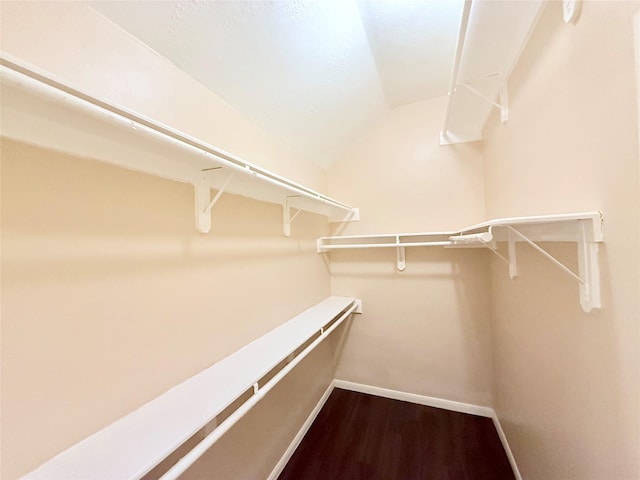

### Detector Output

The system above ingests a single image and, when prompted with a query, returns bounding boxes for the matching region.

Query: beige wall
[483,2,640,479]
[0,139,331,479]
[0,2,335,478]
[327,97,493,406]
[328,97,486,234]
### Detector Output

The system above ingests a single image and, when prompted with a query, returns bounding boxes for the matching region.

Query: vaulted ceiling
[86,0,464,169]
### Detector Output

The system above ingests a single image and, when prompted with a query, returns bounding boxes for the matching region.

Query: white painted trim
[266,382,335,480]
[333,379,494,418]
[270,380,522,480]
[635,8,640,307]
[491,413,522,480]
[333,380,522,478]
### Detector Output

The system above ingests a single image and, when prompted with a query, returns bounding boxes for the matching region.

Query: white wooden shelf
[0,55,359,235]
[318,212,604,313]
[22,296,361,480]
[440,0,545,146]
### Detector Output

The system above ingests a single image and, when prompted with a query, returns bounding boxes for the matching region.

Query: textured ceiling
[359,0,463,107]
[86,0,464,170]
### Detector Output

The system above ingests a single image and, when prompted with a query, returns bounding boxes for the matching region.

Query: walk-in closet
[1,1,639,479]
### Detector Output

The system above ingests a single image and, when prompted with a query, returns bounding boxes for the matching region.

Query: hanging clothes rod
[159,299,361,480]
[0,54,359,233]
[320,241,453,250]
[441,0,473,136]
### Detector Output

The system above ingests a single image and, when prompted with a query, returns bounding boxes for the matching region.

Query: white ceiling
[86,0,464,170]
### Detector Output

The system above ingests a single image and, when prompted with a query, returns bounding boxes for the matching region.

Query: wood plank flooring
[278,388,515,480]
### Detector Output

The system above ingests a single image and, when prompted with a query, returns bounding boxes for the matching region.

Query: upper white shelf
[22,296,361,480]
[318,212,603,251]
[456,211,603,242]
[0,55,359,235]
[318,212,604,313]
[441,0,545,146]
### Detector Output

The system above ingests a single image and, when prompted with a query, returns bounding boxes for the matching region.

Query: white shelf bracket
[283,195,303,237]
[353,299,363,314]
[504,225,600,313]
[396,236,406,272]
[194,171,236,234]
[507,229,518,279]
[499,82,509,123]
[329,207,361,224]
[458,79,509,123]
[577,222,601,312]
[316,238,326,253]
[485,241,512,268]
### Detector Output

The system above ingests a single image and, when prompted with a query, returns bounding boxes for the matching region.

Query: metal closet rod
[159,301,360,480]
[442,0,473,134]
[0,54,354,214]
[320,241,453,250]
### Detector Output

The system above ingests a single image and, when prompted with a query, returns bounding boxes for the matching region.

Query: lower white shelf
[22,296,361,480]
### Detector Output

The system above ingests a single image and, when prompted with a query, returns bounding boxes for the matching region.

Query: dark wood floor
[278,388,515,480]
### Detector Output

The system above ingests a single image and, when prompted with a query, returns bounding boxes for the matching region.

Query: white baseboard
[491,412,522,480]
[266,382,335,480]
[333,379,495,418]
[269,379,521,480]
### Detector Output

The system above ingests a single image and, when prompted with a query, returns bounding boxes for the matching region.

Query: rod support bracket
[456,78,509,124]
[396,237,406,272]
[499,82,509,123]
[194,171,235,234]
[329,207,360,224]
[577,222,601,312]
[503,224,600,313]
[507,229,518,279]
[353,299,363,314]
[283,195,303,237]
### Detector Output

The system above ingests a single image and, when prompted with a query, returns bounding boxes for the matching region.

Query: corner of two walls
[481,1,640,479]
[1,2,335,479]
[326,97,494,408]
[326,3,640,479]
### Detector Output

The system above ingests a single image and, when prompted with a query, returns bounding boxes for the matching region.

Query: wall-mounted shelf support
[505,226,582,283]
[456,79,509,123]
[450,216,602,313]
[328,207,361,224]
[195,171,236,234]
[283,196,303,237]
[318,212,603,313]
[396,236,406,272]
[508,229,517,279]
[501,224,600,311]
[577,223,600,312]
